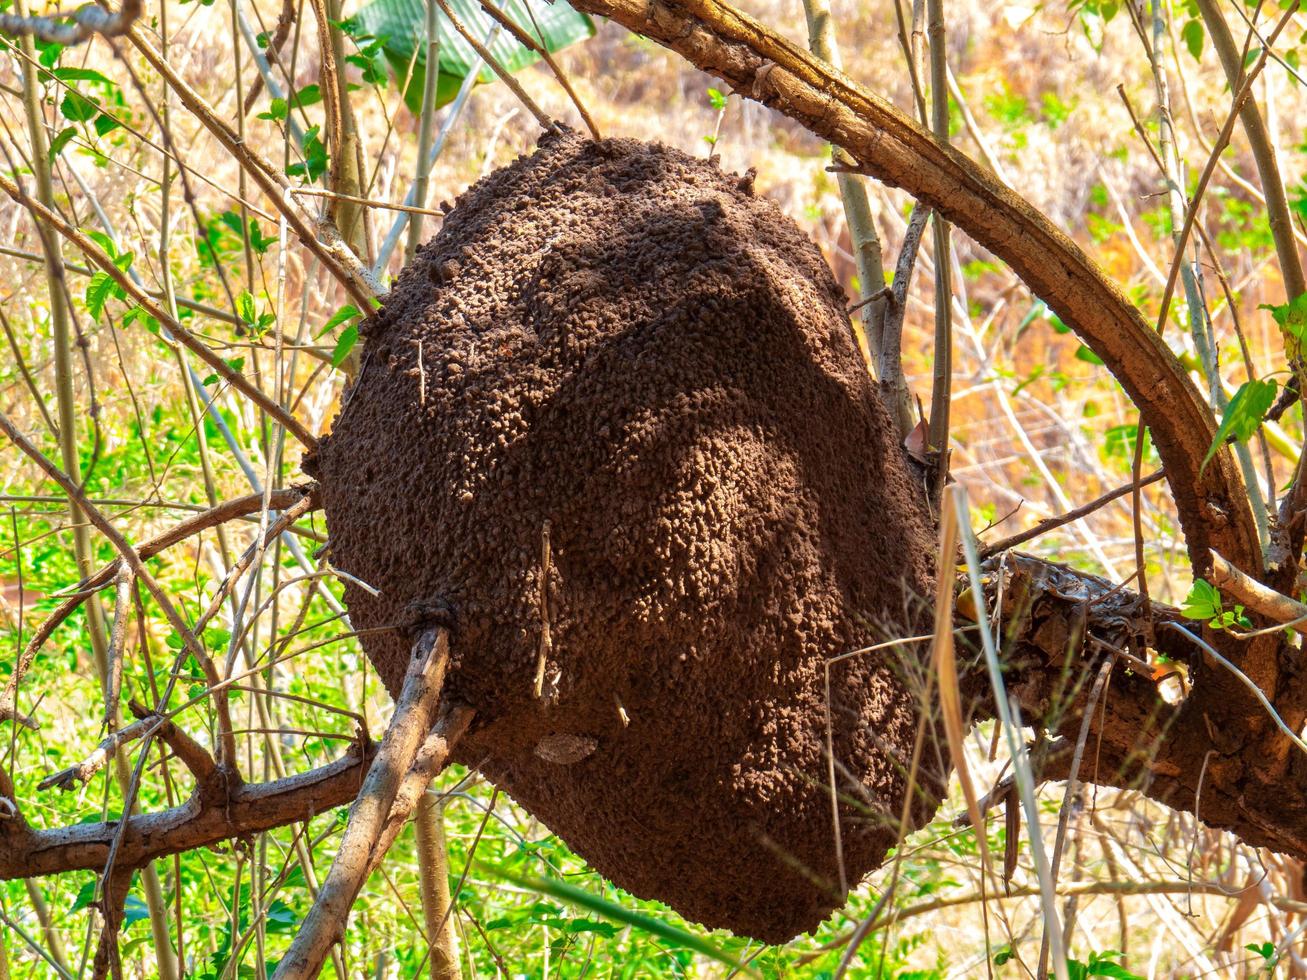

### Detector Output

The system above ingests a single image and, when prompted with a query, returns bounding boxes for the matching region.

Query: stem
[798,0,891,392]
[1195,0,1306,304]
[12,6,178,975]
[925,0,952,499]
[405,0,441,264]
[413,792,462,980]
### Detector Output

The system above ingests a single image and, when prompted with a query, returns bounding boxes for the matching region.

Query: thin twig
[433,0,553,131]
[477,0,600,139]
[980,470,1166,559]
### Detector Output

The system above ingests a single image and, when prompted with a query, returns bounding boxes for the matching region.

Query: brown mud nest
[309,129,945,942]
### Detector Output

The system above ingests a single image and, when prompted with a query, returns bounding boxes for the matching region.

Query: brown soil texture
[310,129,944,942]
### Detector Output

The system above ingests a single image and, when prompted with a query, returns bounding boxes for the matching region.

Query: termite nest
[307,129,944,942]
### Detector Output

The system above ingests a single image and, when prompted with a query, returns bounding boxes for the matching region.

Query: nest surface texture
[311,130,942,942]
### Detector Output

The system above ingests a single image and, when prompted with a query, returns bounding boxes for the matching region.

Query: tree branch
[564,0,1261,579]
[0,0,141,45]
[274,628,469,980]
[0,740,376,879]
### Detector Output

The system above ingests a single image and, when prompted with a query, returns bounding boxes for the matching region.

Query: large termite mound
[309,129,944,942]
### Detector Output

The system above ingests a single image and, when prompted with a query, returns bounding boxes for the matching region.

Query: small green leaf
[331,324,359,367]
[1261,292,1307,341]
[237,290,258,326]
[318,304,362,338]
[84,271,120,321]
[59,90,99,122]
[707,87,727,110]
[1182,579,1222,621]
[53,66,113,84]
[259,97,289,121]
[291,83,323,107]
[265,899,299,934]
[48,126,75,161]
[1203,378,1277,470]
[1182,19,1204,59]
[122,895,150,927]
[84,229,119,259]
[70,879,96,913]
[35,38,63,67]
[287,125,328,181]
[122,306,160,334]
[1074,344,1104,365]
[93,113,122,137]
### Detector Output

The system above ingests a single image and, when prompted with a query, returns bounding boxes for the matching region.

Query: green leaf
[1088,962,1143,979]
[481,863,756,976]
[291,83,323,108]
[1261,292,1307,341]
[93,113,122,137]
[84,229,120,259]
[259,97,288,121]
[265,899,299,934]
[1203,378,1277,470]
[237,290,258,326]
[1247,941,1276,961]
[318,303,362,338]
[53,66,114,84]
[84,271,120,321]
[346,0,595,113]
[331,324,359,367]
[122,895,150,927]
[70,878,96,913]
[707,87,727,110]
[122,305,160,334]
[35,38,64,67]
[1182,578,1222,621]
[1182,19,1204,59]
[48,126,76,161]
[287,125,327,181]
[60,90,99,122]
[1074,344,1104,365]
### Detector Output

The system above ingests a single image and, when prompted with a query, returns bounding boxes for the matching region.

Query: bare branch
[0,410,236,766]
[0,0,141,45]
[126,701,216,783]
[0,739,375,879]
[980,470,1167,559]
[38,717,157,792]
[274,628,468,979]
[1209,551,1307,637]
[2,486,316,728]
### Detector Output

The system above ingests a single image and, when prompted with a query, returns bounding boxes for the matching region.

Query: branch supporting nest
[274,627,473,980]
[563,0,1261,581]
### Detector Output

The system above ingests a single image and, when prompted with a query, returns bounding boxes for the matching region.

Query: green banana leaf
[345,0,595,113]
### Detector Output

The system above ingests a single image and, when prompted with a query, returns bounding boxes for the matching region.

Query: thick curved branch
[567,0,1260,579]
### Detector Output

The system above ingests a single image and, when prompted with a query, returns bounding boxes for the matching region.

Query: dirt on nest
[309,129,944,942]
